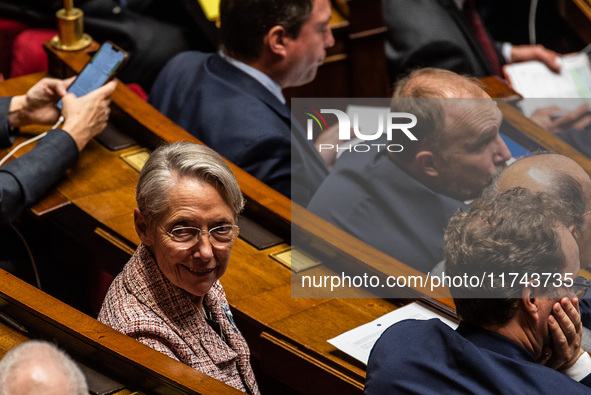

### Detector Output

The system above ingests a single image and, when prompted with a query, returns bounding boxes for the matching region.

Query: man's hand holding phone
[8,41,126,152]
[8,77,75,128]
[7,76,117,152]
[61,80,117,151]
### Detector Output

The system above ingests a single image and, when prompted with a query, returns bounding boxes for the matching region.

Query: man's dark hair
[220,0,314,62]
[444,187,578,326]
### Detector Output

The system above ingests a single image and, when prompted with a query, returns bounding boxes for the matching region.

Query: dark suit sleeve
[0,129,78,225]
[0,97,18,148]
[580,373,591,388]
[229,122,292,198]
[382,0,495,79]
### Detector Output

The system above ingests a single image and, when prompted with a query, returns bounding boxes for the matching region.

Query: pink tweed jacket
[98,243,259,394]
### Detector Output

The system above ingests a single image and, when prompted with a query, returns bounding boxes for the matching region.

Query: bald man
[0,341,88,395]
[494,154,591,269]
[308,68,511,273]
[493,153,591,337]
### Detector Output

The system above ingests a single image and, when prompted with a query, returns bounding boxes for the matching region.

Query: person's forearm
[7,95,27,128]
[0,129,78,225]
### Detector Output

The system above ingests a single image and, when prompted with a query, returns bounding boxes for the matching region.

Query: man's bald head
[392,67,488,99]
[496,154,591,268]
[389,68,510,201]
[497,154,589,195]
[0,341,88,395]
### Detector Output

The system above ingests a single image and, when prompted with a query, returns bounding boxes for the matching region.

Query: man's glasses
[166,224,239,249]
[573,276,591,299]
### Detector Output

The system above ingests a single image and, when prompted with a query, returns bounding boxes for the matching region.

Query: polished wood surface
[0,269,241,394]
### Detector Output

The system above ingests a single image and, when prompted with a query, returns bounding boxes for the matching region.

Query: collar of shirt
[219,51,286,105]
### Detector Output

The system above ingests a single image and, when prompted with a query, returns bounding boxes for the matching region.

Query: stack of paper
[327,302,458,365]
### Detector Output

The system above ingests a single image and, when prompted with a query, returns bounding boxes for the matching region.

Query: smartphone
[57,41,128,109]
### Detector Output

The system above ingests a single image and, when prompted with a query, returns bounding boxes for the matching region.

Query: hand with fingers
[530,104,591,134]
[510,44,562,73]
[539,297,585,370]
[7,77,75,128]
[60,80,118,151]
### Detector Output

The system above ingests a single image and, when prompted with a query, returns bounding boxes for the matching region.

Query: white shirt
[219,51,286,105]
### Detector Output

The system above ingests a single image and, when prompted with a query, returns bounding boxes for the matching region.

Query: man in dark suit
[382,0,560,81]
[365,188,591,393]
[149,0,335,205]
[308,68,512,273]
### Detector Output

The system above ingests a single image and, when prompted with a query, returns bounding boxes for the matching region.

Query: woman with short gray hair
[99,142,258,394]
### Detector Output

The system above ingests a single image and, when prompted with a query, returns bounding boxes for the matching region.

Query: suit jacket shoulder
[365,319,591,393]
[308,142,467,272]
[150,51,328,204]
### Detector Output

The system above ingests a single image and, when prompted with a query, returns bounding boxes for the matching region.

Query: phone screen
[57,42,126,109]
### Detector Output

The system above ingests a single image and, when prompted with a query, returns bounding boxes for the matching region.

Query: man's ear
[134,208,154,247]
[570,224,579,241]
[265,25,289,58]
[414,150,438,177]
[520,283,541,321]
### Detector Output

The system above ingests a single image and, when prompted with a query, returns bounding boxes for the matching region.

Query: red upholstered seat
[126,83,148,101]
[0,18,29,79]
[0,18,148,99]
[10,29,57,78]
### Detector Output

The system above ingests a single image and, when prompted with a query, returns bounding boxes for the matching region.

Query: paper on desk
[504,52,591,116]
[327,302,458,365]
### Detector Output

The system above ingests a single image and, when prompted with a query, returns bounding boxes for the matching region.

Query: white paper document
[327,302,458,365]
[503,52,591,116]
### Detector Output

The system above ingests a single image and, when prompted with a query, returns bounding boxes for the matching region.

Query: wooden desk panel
[0,269,241,394]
